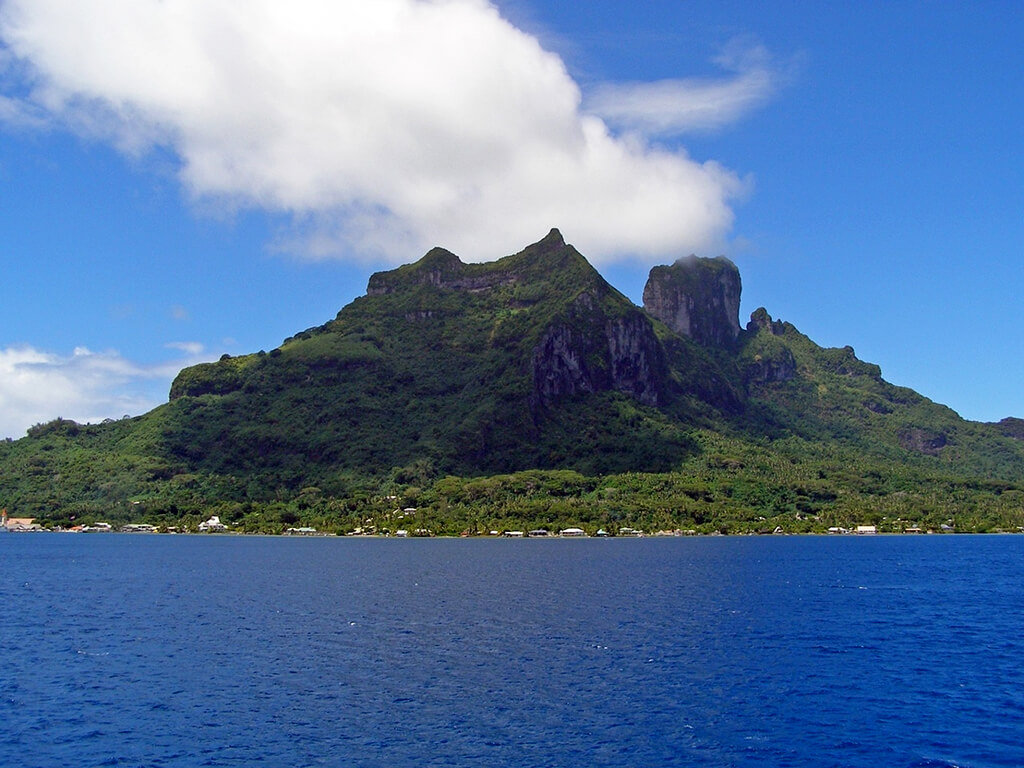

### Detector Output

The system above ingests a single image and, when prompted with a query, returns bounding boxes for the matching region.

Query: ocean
[2,534,1022,767]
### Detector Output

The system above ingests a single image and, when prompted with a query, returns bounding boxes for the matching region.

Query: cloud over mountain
[0,0,763,263]
[0,344,211,439]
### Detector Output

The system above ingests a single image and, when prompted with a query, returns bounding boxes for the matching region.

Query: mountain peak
[642,254,742,348]
[366,247,466,295]
[366,230,590,297]
[539,227,565,247]
[419,246,464,270]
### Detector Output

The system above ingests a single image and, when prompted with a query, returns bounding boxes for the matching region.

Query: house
[198,515,228,532]
[559,528,586,537]
[3,516,42,532]
[854,525,877,535]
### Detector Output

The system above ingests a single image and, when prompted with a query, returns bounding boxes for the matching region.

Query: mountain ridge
[2,230,1023,534]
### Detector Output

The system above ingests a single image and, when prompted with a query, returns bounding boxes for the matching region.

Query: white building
[198,515,228,532]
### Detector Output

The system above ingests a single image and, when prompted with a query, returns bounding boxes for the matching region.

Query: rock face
[364,228,669,412]
[898,427,948,455]
[366,247,517,296]
[746,306,787,336]
[532,294,664,409]
[995,417,1024,440]
[643,255,742,348]
[366,228,567,296]
[744,347,797,385]
[742,308,797,384]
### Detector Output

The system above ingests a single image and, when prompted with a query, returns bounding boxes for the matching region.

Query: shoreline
[6,528,1021,538]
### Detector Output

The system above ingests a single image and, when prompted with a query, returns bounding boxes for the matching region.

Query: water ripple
[2,535,1023,767]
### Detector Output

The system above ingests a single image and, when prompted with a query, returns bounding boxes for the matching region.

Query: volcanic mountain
[3,229,1022,531]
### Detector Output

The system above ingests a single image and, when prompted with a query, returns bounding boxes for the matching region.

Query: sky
[0,0,1021,439]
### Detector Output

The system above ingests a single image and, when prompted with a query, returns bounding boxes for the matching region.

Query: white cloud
[0,0,768,264]
[165,341,204,355]
[0,92,44,127]
[0,344,212,439]
[587,43,785,136]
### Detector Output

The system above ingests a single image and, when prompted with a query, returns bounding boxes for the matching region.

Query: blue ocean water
[2,534,1023,768]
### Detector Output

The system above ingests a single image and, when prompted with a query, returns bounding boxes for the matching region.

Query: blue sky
[0,0,1021,439]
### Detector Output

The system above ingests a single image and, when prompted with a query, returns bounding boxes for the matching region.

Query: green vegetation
[2,230,1023,535]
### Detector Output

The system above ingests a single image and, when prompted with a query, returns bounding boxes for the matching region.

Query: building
[198,516,228,532]
[3,516,42,532]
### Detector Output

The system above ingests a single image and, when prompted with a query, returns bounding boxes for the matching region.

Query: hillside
[2,230,1023,534]
[162,229,736,480]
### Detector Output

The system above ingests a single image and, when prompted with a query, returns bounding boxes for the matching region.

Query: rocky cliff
[364,229,669,412]
[531,290,665,409]
[643,255,742,348]
[366,246,518,296]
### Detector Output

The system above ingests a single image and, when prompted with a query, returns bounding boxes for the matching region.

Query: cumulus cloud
[0,344,211,439]
[0,0,772,264]
[587,44,785,136]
